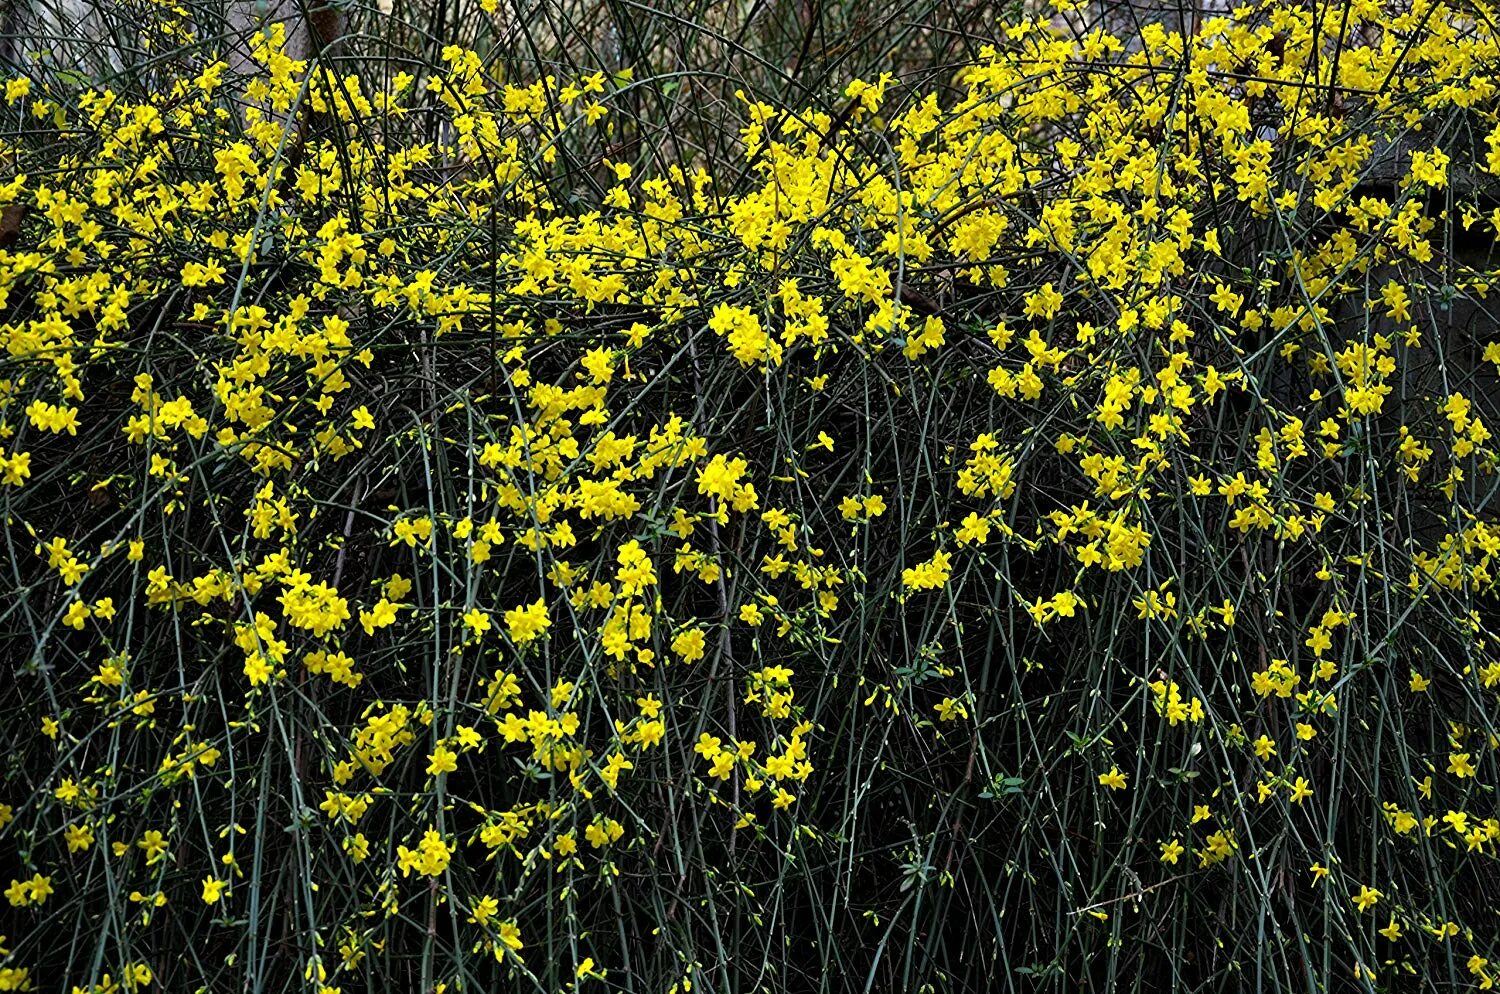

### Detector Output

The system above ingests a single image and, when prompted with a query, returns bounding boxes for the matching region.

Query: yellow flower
[1098,767,1127,790]
[461,608,491,636]
[933,697,967,722]
[497,920,523,953]
[671,628,707,662]
[468,895,498,925]
[1448,752,1477,778]
[396,828,453,878]
[62,600,91,630]
[504,598,551,643]
[201,877,227,905]
[426,745,458,776]
[65,823,95,852]
[138,830,169,863]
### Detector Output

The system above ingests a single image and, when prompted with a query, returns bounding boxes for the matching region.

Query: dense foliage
[3,0,1500,991]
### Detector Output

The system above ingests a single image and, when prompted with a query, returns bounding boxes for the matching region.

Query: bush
[2,1,1500,991]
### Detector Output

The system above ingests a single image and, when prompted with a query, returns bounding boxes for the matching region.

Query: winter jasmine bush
[2,0,1500,991]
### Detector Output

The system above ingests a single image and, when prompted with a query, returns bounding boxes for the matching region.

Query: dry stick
[708,501,738,857]
[331,477,366,589]
[687,334,739,857]
[1069,871,1195,916]
[940,728,978,878]
[423,876,440,994]
[291,477,367,814]
[286,10,347,932]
